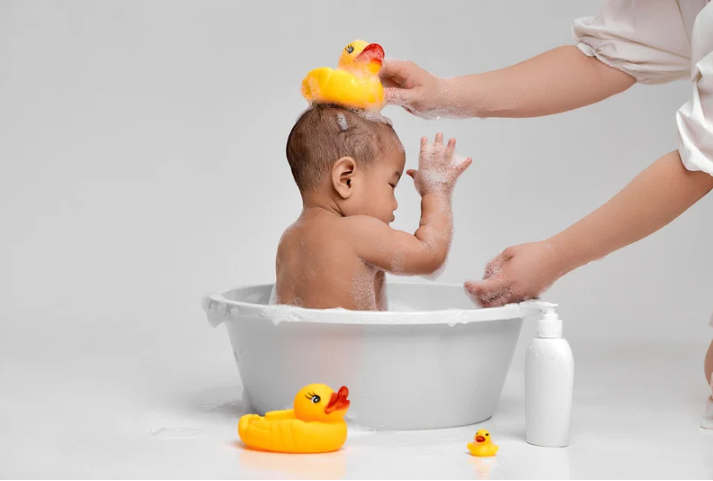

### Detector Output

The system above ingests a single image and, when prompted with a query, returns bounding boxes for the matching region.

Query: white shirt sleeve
[572,0,693,84]
[677,8,713,176]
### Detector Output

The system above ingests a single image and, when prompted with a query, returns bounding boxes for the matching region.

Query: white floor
[2,320,712,479]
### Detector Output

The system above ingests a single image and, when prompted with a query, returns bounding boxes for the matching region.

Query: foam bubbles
[451,153,470,167]
[417,142,470,194]
[336,112,349,131]
[357,109,393,126]
[390,250,405,274]
[445,309,468,328]
[268,285,279,305]
[390,76,472,120]
[259,303,312,326]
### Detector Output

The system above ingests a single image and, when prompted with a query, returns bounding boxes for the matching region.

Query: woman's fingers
[464,278,512,307]
[384,87,415,108]
[379,59,413,87]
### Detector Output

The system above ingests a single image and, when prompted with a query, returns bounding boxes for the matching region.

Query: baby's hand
[408,133,472,196]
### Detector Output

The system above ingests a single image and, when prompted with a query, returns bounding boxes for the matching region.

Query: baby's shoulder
[278,215,387,253]
[338,215,385,231]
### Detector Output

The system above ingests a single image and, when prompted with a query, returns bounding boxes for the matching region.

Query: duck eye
[486,433,489,436]
[346,45,354,54]
[311,395,321,404]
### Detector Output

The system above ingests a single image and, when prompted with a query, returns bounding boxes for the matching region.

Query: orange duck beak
[476,435,486,443]
[356,43,384,67]
[325,386,350,414]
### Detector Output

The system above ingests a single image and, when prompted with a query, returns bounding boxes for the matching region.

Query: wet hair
[286,104,398,192]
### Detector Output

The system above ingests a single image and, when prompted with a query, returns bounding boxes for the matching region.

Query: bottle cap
[537,302,562,338]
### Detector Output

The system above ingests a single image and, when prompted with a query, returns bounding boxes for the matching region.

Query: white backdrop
[2,0,711,416]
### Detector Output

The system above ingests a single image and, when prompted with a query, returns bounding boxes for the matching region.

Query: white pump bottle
[525,302,573,447]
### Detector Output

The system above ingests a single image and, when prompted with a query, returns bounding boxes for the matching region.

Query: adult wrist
[545,234,579,279]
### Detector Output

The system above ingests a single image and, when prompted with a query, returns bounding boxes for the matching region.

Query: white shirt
[573,0,713,176]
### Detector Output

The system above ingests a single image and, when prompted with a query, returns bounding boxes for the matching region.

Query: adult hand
[379,59,449,118]
[464,241,565,307]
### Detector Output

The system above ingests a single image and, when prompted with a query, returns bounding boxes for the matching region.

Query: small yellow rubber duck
[467,429,499,457]
[238,383,350,454]
[301,39,385,110]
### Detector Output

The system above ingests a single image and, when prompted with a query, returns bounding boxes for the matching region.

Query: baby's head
[286,104,405,224]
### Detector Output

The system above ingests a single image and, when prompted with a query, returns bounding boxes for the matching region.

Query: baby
[275,104,471,310]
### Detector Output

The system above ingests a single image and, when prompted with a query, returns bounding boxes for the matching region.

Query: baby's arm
[348,134,471,275]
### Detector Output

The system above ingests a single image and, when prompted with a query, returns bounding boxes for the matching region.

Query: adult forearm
[447,46,635,118]
[551,151,713,275]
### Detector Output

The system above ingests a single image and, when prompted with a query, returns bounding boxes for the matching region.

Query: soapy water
[211,283,474,324]
[223,293,476,327]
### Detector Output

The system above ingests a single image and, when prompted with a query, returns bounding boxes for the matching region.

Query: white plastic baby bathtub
[202,282,525,430]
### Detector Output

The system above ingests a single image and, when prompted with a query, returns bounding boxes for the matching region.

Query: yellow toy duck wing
[239,414,347,453]
[264,409,295,421]
[238,384,351,454]
[301,67,334,103]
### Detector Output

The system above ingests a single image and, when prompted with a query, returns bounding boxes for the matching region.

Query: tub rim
[202,282,530,326]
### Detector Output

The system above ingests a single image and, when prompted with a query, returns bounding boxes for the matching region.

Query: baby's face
[355,138,406,224]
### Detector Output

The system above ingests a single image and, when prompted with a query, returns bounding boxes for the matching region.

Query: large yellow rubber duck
[301,40,385,110]
[238,384,350,454]
[467,429,499,457]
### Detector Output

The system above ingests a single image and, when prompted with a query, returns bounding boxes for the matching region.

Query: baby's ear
[332,156,357,199]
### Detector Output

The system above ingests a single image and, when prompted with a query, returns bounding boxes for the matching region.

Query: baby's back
[275,211,383,310]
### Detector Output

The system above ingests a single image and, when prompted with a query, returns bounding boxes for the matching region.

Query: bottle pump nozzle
[536,302,562,338]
